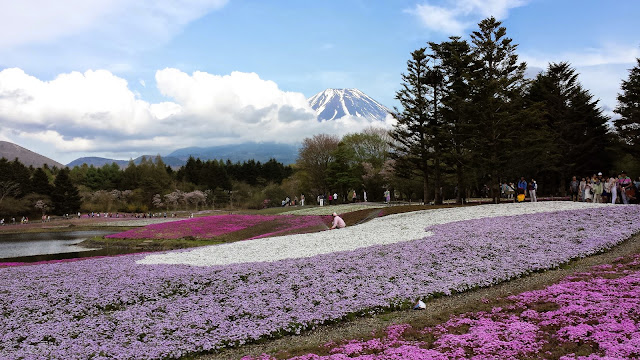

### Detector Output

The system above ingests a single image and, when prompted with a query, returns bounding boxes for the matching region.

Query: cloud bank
[0,68,394,163]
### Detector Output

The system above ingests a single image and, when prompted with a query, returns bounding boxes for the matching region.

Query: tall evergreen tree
[31,167,53,195]
[51,168,81,215]
[615,58,640,154]
[469,17,528,202]
[1,158,32,196]
[424,51,446,204]
[390,48,432,203]
[431,37,476,204]
[528,62,611,192]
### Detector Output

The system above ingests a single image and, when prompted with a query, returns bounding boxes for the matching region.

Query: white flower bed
[138,202,608,267]
[280,203,388,215]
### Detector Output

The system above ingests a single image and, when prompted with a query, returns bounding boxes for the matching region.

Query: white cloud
[410,4,469,35]
[0,68,393,163]
[407,0,528,34]
[0,0,229,48]
[0,68,158,135]
[521,44,640,69]
[0,0,229,76]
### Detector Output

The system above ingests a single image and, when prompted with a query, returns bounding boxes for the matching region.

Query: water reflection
[0,230,140,263]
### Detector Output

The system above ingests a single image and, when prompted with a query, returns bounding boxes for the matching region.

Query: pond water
[0,230,140,263]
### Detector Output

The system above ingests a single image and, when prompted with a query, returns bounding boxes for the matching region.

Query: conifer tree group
[391,17,626,203]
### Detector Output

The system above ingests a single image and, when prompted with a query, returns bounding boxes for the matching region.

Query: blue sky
[0,0,638,163]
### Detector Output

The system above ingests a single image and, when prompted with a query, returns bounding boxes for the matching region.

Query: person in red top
[330,212,346,229]
[619,171,633,204]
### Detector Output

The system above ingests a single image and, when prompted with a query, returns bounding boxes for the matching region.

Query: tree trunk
[491,167,500,204]
[434,154,443,205]
[423,170,429,205]
[455,162,463,205]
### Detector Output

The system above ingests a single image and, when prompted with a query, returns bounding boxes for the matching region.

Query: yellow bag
[517,194,525,202]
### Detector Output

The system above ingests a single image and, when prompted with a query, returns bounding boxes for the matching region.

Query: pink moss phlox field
[2,206,640,359]
[105,214,328,240]
[252,254,640,359]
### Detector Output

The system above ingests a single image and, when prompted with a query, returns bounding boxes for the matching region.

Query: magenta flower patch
[105,214,328,240]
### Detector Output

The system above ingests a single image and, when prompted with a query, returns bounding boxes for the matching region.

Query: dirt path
[200,233,640,360]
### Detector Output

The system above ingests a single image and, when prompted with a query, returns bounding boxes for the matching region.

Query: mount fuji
[308,88,390,122]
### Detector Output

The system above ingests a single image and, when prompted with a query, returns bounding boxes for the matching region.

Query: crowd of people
[569,171,638,204]
[500,177,538,202]
[315,190,369,206]
[0,216,29,225]
[498,171,639,204]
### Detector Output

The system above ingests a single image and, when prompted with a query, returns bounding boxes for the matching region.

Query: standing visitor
[584,178,593,202]
[328,193,333,205]
[301,194,305,206]
[592,177,603,203]
[333,192,338,205]
[482,184,490,198]
[507,182,515,200]
[579,177,587,202]
[569,176,579,201]
[528,179,538,202]
[517,177,527,198]
[609,176,618,204]
[500,183,507,199]
[352,190,357,203]
[363,190,367,202]
[603,176,613,203]
[619,171,632,204]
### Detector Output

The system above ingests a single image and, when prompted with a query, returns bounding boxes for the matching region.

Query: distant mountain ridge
[0,141,64,168]
[308,88,390,122]
[66,157,130,168]
[66,156,186,168]
[65,142,300,168]
[167,143,299,165]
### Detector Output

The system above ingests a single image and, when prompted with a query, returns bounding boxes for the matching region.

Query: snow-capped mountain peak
[308,88,390,122]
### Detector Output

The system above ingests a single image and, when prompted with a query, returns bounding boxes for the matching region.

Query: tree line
[0,155,295,217]
[388,16,639,204]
